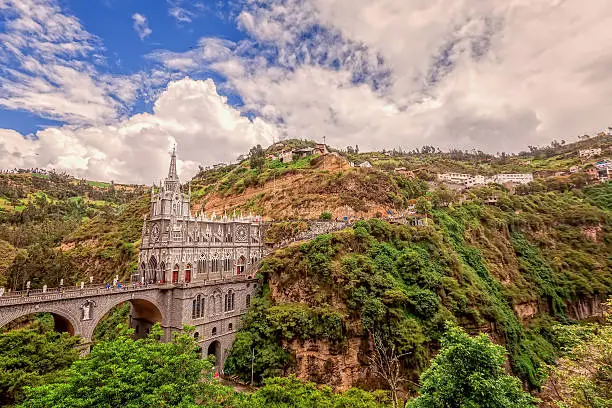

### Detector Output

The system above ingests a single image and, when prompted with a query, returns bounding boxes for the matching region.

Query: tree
[319,211,332,220]
[406,325,537,408]
[0,314,80,406]
[20,324,212,408]
[414,197,432,215]
[368,332,408,408]
[243,375,389,408]
[249,145,265,170]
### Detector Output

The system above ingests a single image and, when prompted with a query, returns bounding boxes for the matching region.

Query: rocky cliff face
[284,337,370,391]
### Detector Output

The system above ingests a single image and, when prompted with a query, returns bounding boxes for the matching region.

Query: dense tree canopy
[19,324,209,408]
[0,314,80,406]
[406,325,537,408]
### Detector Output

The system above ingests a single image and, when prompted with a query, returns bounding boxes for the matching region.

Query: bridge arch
[83,293,166,342]
[0,305,82,337]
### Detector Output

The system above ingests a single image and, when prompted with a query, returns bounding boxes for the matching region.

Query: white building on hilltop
[579,148,602,158]
[437,173,472,184]
[492,173,533,185]
[438,172,533,188]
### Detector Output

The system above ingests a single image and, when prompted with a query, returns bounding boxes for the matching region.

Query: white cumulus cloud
[0,78,278,183]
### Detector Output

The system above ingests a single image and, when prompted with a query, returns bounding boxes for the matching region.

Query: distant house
[315,143,329,155]
[492,173,533,185]
[277,150,293,163]
[438,172,532,187]
[293,147,315,159]
[437,173,472,184]
[597,167,611,182]
[359,161,372,168]
[554,171,567,177]
[465,175,488,188]
[595,159,612,169]
[579,148,602,158]
[569,166,580,173]
[394,167,415,178]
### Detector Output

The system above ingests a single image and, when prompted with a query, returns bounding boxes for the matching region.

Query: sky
[1,0,612,184]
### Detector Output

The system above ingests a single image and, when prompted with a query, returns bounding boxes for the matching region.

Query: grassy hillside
[190,135,611,220]
[0,171,146,289]
[224,185,611,391]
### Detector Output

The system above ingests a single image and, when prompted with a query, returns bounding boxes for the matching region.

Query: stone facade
[136,149,263,366]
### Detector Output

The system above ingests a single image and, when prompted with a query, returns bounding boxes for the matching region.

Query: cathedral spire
[164,146,180,191]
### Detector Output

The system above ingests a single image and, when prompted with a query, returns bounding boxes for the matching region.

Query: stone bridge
[0,275,258,362]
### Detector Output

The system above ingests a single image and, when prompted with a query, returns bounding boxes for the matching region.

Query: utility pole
[251,347,255,386]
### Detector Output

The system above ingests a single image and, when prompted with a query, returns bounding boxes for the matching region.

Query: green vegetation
[406,325,537,408]
[0,314,80,406]
[92,303,130,342]
[0,172,146,289]
[227,188,611,391]
[244,376,389,408]
[20,324,210,408]
[540,301,612,408]
[319,211,332,220]
[14,323,390,408]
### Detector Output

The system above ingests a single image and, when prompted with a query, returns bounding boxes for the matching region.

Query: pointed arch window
[172,264,179,283]
[212,327,217,336]
[185,264,192,283]
[236,256,246,274]
[224,290,235,312]
[192,294,204,319]
[159,262,165,283]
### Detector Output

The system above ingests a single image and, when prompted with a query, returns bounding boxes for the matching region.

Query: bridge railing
[0,273,261,306]
[0,283,171,306]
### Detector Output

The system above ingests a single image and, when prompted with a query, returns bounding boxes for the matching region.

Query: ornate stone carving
[235,225,248,242]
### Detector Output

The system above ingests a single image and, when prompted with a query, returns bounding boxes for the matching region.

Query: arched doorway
[172,264,179,283]
[185,264,191,283]
[207,340,220,366]
[236,256,246,274]
[148,256,158,283]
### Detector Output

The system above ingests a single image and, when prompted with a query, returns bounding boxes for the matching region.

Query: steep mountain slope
[224,185,611,391]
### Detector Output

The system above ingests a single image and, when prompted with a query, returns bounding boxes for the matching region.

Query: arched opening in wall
[148,256,158,283]
[172,264,179,283]
[207,340,220,367]
[139,262,146,282]
[92,299,163,342]
[2,312,75,336]
[236,256,246,274]
[159,262,166,283]
[185,264,191,283]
